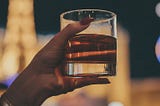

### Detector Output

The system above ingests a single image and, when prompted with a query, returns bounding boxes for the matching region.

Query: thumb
[74,77,110,89]
[49,17,94,48]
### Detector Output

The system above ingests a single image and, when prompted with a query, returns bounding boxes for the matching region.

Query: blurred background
[0,0,160,106]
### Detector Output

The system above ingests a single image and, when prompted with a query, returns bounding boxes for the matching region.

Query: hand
[1,18,110,106]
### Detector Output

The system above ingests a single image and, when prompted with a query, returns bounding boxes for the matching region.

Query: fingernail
[107,80,111,84]
[105,78,111,84]
[80,17,94,25]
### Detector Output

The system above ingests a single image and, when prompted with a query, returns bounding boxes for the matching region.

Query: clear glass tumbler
[60,9,117,77]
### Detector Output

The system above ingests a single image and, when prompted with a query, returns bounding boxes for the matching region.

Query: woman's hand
[1,18,110,106]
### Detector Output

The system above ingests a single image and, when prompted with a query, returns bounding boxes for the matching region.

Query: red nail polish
[80,17,94,25]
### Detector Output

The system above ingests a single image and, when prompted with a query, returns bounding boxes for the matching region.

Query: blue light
[3,74,19,87]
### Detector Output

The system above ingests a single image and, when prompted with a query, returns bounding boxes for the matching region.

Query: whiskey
[65,34,117,77]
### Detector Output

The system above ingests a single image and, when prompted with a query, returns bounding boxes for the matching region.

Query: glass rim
[60,9,116,22]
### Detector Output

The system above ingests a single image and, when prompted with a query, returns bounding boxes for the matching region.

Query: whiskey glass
[60,9,117,77]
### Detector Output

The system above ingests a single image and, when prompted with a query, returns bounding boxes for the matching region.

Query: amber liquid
[65,34,117,77]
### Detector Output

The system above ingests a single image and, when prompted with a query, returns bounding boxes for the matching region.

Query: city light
[155,2,160,17]
[155,36,160,63]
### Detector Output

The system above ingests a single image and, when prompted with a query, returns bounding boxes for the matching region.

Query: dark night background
[0,0,160,79]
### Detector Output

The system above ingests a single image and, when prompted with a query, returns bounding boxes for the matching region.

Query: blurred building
[0,0,37,80]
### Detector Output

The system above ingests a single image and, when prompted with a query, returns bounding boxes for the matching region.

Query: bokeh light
[155,36,160,63]
[155,2,160,17]
[108,101,124,106]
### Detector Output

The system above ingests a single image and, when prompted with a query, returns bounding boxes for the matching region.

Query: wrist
[0,93,14,106]
[3,68,54,106]
[4,79,53,106]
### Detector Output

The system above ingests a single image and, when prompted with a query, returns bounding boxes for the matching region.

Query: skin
[1,18,110,106]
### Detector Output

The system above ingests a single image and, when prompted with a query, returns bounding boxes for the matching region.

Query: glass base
[64,62,116,77]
